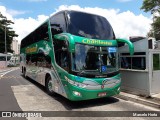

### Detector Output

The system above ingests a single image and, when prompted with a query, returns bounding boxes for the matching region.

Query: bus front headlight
[65,76,88,88]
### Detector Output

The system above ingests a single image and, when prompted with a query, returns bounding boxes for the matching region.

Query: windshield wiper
[78,69,99,75]
[78,70,86,75]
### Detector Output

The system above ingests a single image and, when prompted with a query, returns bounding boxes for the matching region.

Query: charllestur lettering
[82,39,112,45]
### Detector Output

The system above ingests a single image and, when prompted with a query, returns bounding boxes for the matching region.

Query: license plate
[98,92,107,97]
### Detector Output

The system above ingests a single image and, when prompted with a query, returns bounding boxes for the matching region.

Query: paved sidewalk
[116,92,160,109]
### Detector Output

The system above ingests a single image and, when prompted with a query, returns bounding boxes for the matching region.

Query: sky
[0,0,153,43]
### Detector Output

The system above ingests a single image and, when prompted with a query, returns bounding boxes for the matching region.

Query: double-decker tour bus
[20,10,134,101]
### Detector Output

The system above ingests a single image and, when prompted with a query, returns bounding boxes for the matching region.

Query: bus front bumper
[66,83,120,101]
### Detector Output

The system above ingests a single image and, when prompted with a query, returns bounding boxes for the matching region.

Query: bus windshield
[72,43,118,75]
[67,11,115,40]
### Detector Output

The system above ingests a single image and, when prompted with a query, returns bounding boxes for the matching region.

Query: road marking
[1,76,22,79]
[11,85,66,111]
[0,69,11,73]
[0,74,4,79]
[0,68,19,79]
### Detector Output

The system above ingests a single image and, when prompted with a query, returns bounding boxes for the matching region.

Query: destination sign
[82,39,113,45]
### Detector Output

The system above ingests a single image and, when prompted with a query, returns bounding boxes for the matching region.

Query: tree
[141,0,160,13]
[152,17,160,39]
[0,12,18,53]
[141,0,160,40]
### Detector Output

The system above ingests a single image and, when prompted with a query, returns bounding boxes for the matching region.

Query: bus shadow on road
[51,92,120,110]
[22,75,119,110]
[59,96,119,110]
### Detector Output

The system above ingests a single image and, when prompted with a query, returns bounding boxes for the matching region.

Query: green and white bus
[20,10,134,101]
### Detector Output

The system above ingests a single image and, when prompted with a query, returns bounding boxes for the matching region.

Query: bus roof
[52,9,106,19]
[21,10,112,46]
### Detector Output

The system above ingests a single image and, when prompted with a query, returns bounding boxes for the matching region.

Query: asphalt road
[0,68,28,111]
[0,68,159,120]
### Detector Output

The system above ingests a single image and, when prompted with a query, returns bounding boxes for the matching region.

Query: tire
[46,76,54,95]
[23,68,27,78]
[22,67,23,74]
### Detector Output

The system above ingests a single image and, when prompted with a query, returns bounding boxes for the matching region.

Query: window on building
[153,54,160,70]
[121,57,131,69]
[120,52,146,70]
[132,57,146,70]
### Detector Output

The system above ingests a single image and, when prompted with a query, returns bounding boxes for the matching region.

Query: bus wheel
[22,67,23,73]
[23,68,26,78]
[46,76,54,95]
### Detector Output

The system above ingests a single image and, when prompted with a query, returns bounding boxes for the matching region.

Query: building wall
[11,38,20,54]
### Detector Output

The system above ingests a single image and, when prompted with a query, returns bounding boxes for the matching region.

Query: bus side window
[54,39,69,71]
[26,54,31,65]
[37,53,51,68]
[50,12,66,35]
[21,22,49,49]
[61,51,69,71]
[37,57,42,67]
[34,22,49,42]
[37,53,44,67]
[45,55,51,68]
[40,22,49,41]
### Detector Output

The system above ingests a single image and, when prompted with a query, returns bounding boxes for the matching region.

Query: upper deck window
[67,11,115,40]
[50,13,67,35]
[21,22,48,48]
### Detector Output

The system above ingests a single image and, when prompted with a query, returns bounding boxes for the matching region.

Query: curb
[115,92,160,109]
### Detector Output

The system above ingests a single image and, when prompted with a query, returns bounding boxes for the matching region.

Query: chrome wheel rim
[48,80,53,92]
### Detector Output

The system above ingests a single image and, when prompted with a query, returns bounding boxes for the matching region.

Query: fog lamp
[73,91,81,96]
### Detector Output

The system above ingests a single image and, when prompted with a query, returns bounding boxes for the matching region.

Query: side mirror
[54,33,75,52]
[116,38,134,55]
[51,24,63,34]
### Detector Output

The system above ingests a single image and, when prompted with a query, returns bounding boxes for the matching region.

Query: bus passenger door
[54,49,69,95]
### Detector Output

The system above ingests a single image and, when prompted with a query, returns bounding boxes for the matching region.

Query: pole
[5,20,7,67]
